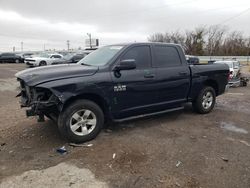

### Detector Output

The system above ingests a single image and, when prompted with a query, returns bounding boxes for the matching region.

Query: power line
[218,7,250,25]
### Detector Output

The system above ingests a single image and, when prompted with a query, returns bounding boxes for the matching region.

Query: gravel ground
[0,63,250,188]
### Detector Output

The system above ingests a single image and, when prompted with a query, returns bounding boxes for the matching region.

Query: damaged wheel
[58,100,104,143]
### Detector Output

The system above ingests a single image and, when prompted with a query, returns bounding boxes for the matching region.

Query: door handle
[144,74,155,78]
[179,72,188,76]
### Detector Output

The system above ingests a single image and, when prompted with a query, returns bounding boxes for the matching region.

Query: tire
[15,59,19,63]
[192,86,216,114]
[58,100,104,143]
[39,61,47,66]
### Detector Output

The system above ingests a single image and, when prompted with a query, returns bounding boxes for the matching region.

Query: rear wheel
[58,100,104,143]
[15,59,20,63]
[192,86,216,114]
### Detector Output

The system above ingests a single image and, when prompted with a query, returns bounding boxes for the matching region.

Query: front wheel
[39,61,47,66]
[58,100,104,143]
[192,86,216,114]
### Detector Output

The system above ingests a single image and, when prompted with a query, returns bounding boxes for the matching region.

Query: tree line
[148,25,250,56]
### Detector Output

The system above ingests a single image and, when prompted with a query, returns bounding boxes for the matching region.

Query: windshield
[63,54,74,60]
[37,53,50,58]
[77,45,124,66]
[233,62,239,68]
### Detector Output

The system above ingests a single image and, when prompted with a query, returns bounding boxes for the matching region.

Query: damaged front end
[17,78,61,122]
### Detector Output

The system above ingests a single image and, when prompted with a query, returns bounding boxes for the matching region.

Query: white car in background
[214,60,242,87]
[24,53,63,67]
[214,60,240,79]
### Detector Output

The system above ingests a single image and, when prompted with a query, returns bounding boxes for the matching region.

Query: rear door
[153,44,190,106]
[111,45,158,118]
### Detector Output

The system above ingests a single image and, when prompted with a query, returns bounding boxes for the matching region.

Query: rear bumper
[228,79,241,87]
[225,84,229,92]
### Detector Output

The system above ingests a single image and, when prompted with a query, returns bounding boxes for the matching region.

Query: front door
[111,45,158,119]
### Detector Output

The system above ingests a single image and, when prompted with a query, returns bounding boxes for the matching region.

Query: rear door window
[154,45,181,67]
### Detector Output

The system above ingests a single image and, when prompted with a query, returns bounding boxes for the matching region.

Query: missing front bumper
[26,109,36,117]
[23,94,61,122]
[26,108,45,122]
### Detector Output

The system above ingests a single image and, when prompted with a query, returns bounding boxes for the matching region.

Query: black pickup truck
[16,43,229,143]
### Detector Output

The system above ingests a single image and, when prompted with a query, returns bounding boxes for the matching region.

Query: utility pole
[21,41,23,52]
[87,33,92,49]
[13,46,15,52]
[67,40,70,51]
[43,44,46,51]
[247,56,249,63]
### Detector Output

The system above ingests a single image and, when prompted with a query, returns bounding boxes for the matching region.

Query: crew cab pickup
[15,43,229,143]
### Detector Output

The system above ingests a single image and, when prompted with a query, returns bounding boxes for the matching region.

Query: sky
[0,0,250,51]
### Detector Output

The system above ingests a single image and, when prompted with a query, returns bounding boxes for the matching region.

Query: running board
[113,106,184,122]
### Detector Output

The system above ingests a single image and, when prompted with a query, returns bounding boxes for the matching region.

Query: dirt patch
[0,162,108,188]
[220,122,248,134]
[0,64,26,79]
[0,78,19,92]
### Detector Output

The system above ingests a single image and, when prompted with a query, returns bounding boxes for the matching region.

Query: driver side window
[121,46,151,69]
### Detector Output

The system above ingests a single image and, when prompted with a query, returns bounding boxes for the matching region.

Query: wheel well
[62,93,109,118]
[203,80,219,96]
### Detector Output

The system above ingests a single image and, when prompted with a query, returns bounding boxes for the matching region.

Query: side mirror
[113,59,136,71]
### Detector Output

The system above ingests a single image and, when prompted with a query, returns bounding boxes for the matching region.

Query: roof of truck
[108,42,182,46]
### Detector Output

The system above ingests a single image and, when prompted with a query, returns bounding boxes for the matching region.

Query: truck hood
[15,64,98,86]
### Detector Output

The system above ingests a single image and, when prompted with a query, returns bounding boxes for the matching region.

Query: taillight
[228,71,233,80]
